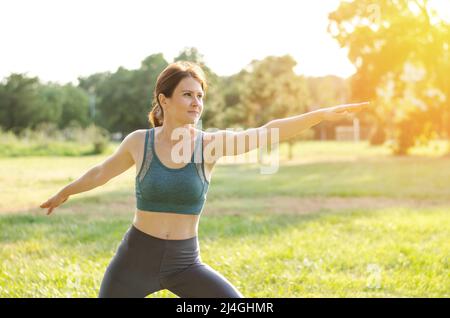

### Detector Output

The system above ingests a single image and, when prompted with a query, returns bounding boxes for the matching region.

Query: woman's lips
[188,111,199,115]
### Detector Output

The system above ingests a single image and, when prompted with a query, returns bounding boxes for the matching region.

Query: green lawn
[0,140,449,297]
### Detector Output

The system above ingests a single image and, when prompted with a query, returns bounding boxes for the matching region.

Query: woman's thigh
[98,269,151,298]
[161,263,244,298]
[98,241,162,298]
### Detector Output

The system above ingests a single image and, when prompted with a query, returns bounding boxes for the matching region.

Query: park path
[4,195,449,215]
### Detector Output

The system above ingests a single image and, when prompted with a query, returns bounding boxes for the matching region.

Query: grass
[1,208,448,297]
[0,140,449,297]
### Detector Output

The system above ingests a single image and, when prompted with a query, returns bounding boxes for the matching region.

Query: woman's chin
[188,117,199,124]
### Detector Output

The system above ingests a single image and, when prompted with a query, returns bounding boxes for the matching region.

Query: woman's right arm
[40,130,140,215]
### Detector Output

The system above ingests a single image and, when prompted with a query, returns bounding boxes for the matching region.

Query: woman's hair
[148,61,208,127]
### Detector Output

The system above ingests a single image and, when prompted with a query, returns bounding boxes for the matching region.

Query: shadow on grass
[212,157,450,200]
[0,200,381,258]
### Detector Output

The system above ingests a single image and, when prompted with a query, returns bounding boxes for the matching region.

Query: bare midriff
[132,209,200,240]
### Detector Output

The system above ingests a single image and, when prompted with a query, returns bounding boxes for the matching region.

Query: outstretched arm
[263,102,371,143]
[39,130,139,215]
[203,102,371,162]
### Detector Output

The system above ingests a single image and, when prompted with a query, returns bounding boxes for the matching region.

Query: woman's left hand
[321,102,371,122]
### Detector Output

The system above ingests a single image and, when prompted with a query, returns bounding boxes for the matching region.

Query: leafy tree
[59,84,90,129]
[0,73,51,134]
[232,55,310,159]
[34,83,64,127]
[77,54,168,136]
[134,53,169,129]
[328,0,450,155]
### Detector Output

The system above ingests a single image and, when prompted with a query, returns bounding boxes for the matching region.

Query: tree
[0,73,55,134]
[96,66,143,135]
[134,53,169,129]
[232,55,310,159]
[59,84,90,129]
[77,54,168,136]
[328,0,450,155]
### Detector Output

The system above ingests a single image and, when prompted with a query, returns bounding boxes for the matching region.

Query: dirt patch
[204,196,450,215]
[5,196,137,216]
[5,195,449,216]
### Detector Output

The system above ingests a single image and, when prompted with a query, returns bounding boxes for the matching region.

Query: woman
[40,61,370,298]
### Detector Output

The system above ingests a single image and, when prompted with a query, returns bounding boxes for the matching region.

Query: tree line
[1,0,449,156]
[0,48,352,141]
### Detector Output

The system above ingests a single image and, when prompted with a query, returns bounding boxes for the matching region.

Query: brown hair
[148,61,207,127]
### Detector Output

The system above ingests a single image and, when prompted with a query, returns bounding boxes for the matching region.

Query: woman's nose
[193,97,202,106]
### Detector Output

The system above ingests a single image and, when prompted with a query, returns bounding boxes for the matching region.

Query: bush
[0,128,19,143]
[84,125,110,154]
[0,124,111,156]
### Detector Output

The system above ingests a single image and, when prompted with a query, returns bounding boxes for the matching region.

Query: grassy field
[0,140,449,297]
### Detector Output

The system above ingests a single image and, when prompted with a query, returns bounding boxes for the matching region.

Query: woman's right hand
[321,101,371,122]
[40,191,69,215]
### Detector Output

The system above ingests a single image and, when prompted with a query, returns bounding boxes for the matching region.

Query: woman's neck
[157,124,194,145]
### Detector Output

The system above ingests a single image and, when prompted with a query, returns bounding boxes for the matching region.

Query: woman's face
[159,76,204,126]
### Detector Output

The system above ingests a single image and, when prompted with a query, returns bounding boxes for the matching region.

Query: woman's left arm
[204,102,371,162]
[262,101,371,143]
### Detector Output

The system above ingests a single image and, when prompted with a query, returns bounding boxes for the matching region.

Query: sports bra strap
[193,130,202,163]
[137,129,153,182]
[193,130,207,184]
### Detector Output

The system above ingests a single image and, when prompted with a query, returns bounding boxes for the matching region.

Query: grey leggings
[98,225,244,298]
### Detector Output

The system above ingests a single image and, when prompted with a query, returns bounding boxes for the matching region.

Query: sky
[1,0,449,85]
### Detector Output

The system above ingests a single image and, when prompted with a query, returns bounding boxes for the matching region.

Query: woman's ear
[158,93,166,106]
[158,93,169,114]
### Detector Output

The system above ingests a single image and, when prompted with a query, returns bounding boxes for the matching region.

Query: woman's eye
[184,93,203,99]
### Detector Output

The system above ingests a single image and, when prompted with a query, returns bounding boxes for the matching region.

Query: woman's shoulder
[128,128,149,139]
[122,129,152,149]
